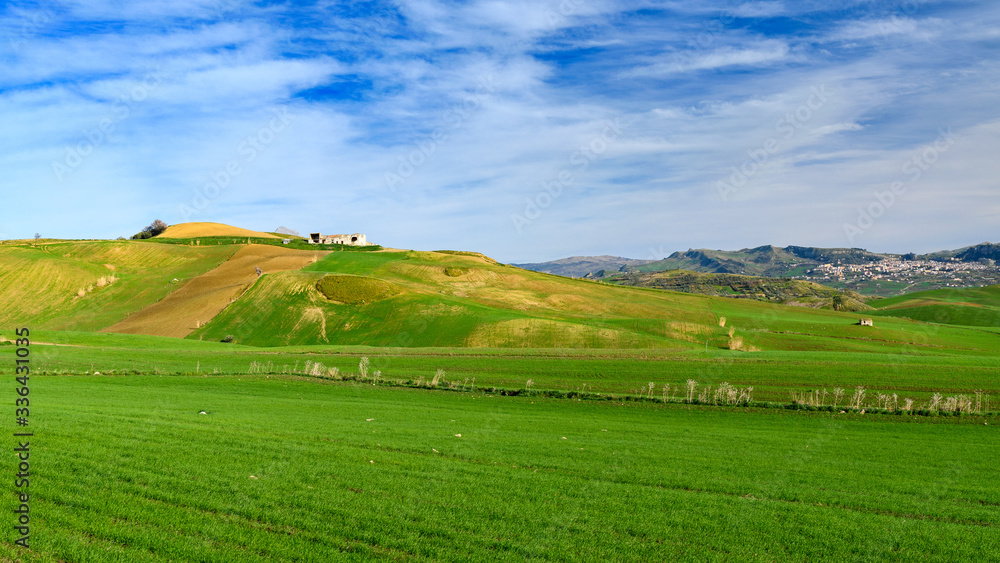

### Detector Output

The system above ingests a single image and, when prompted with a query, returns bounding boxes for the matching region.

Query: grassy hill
[187,249,998,354]
[189,250,716,348]
[870,285,1000,327]
[2,230,996,353]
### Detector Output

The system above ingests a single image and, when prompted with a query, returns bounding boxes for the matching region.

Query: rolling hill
[870,285,1000,327]
[2,224,997,354]
[189,248,997,354]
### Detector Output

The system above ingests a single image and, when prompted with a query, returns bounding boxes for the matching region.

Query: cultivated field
[104,245,328,338]
[0,373,997,562]
[12,331,1000,405]
[0,241,237,331]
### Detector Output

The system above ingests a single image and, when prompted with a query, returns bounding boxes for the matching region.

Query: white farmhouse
[308,232,369,246]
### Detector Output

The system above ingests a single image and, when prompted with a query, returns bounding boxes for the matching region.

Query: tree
[34,233,41,240]
[131,219,169,240]
[148,219,168,236]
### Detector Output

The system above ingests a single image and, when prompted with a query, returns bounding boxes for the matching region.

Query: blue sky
[1,0,997,262]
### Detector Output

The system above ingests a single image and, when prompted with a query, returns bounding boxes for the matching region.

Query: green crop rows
[2,374,998,562]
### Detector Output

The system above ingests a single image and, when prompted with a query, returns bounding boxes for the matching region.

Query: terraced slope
[104,245,328,338]
[0,241,238,331]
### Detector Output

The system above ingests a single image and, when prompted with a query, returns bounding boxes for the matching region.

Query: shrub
[221,335,236,343]
[131,219,168,240]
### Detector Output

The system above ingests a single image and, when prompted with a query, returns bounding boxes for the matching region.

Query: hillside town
[806,258,999,295]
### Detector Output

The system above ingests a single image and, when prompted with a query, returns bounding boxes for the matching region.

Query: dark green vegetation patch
[316,274,402,304]
[607,269,871,311]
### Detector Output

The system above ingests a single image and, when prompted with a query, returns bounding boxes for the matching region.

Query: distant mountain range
[274,226,303,237]
[515,243,999,279]
[513,255,656,278]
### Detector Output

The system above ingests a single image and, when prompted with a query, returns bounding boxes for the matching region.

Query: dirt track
[103,245,328,338]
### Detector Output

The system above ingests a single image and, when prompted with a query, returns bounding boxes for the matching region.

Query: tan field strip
[103,245,328,338]
[159,222,280,239]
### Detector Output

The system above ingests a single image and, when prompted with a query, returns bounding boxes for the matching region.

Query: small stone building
[858,318,874,327]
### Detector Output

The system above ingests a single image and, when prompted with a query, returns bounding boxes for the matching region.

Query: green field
[6,331,999,405]
[2,374,998,562]
[871,285,1000,327]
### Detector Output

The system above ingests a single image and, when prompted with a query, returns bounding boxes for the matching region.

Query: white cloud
[812,122,865,136]
[828,17,941,42]
[731,2,788,19]
[621,41,791,78]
